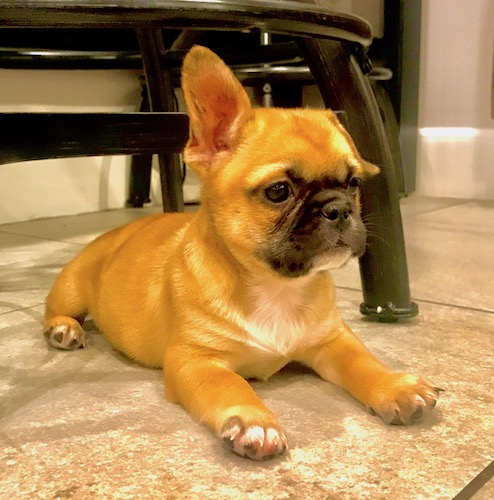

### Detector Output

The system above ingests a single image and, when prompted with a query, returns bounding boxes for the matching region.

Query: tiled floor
[1,195,493,499]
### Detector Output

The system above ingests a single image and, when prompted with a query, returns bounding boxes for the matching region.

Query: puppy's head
[182,46,379,278]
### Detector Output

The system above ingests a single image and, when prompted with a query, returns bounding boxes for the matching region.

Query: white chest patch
[242,278,327,356]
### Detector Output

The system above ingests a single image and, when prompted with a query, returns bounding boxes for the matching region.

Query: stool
[0,0,418,321]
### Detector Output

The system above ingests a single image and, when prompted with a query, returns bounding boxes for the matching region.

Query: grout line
[452,460,494,500]
[413,297,494,315]
[0,302,45,317]
[401,199,467,217]
[0,229,86,247]
[401,200,468,220]
[335,286,494,315]
[403,222,494,238]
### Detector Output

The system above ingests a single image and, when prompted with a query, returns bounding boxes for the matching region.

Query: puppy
[44,46,440,460]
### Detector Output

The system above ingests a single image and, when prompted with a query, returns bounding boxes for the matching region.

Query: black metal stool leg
[136,28,184,212]
[128,80,152,208]
[370,79,406,196]
[299,38,418,321]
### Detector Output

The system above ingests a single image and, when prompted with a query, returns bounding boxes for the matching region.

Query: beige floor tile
[404,221,494,312]
[1,196,493,498]
[0,233,81,315]
[1,291,493,499]
[409,199,494,233]
[334,197,494,313]
[0,206,163,245]
[400,194,466,219]
[0,205,199,245]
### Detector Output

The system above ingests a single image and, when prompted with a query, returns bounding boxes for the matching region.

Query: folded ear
[181,46,253,170]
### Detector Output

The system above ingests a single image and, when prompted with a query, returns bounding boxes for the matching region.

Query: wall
[417,0,494,199]
[1,1,493,225]
[315,0,384,37]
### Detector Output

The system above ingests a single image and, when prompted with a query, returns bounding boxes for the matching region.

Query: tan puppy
[44,46,440,460]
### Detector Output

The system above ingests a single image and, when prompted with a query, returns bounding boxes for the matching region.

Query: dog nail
[433,387,445,393]
[367,406,377,416]
[411,407,423,420]
[390,410,403,425]
[222,436,235,449]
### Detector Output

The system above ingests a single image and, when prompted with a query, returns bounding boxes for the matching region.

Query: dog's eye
[264,182,292,203]
[348,177,361,190]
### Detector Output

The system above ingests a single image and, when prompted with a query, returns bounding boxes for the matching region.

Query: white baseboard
[416,128,494,200]
[0,156,134,225]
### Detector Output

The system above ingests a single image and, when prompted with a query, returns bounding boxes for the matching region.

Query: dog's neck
[183,208,338,356]
[241,270,337,356]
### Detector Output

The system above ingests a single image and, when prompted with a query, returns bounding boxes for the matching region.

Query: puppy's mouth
[263,233,365,279]
[261,212,367,278]
[335,233,367,259]
[311,243,355,273]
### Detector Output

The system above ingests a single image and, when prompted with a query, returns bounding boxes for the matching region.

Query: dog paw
[220,416,288,460]
[366,373,443,425]
[44,324,86,350]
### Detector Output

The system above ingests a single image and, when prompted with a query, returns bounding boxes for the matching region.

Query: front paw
[220,416,288,460]
[367,373,443,425]
[44,323,86,350]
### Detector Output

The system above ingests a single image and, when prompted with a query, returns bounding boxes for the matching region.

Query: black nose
[321,200,352,228]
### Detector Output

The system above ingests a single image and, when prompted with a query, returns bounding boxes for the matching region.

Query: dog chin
[311,246,353,273]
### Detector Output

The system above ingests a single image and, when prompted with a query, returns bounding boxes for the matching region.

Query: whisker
[357,210,399,250]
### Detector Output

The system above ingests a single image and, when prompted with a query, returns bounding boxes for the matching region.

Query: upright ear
[325,110,380,178]
[361,160,380,178]
[181,46,253,170]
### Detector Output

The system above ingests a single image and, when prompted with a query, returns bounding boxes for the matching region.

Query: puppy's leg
[44,263,88,350]
[164,349,288,460]
[300,324,441,425]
